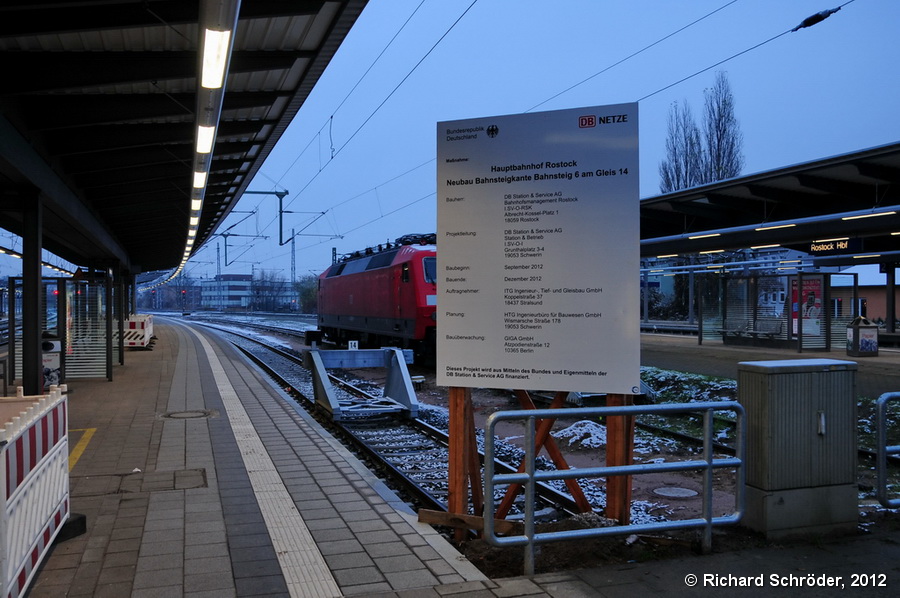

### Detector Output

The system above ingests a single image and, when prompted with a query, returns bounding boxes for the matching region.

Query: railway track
[199,322,586,521]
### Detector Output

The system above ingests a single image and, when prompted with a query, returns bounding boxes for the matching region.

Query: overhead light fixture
[779,259,802,264]
[853,254,882,259]
[842,211,896,221]
[189,215,200,226]
[656,254,678,259]
[700,249,724,254]
[197,125,216,153]
[751,244,780,249]
[193,171,208,188]
[191,199,202,211]
[755,223,796,231]
[688,233,720,240]
[201,29,232,89]
[813,237,849,243]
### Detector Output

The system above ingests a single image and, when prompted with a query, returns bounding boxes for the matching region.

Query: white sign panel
[436,104,640,394]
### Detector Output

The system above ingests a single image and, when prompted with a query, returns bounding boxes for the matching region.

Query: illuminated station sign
[808,238,862,255]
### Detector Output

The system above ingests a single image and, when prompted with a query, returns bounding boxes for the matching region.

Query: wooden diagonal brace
[495,390,592,519]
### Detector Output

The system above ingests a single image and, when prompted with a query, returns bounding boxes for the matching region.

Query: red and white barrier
[124,314,154,347]
[0,387,69,598]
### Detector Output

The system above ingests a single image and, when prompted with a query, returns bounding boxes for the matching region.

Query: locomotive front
[317,234,437,356]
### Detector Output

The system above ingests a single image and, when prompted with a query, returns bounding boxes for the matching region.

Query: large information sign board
[436,104,640,394]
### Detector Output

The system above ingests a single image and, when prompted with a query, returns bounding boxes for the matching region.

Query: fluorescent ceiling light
[751,244,780,249]
[688,233,720,240]
[189,216,200,226]
[196,125,216,153]
[842,211,896,221]
[755,223,796,231]
[202,29,232,89]
[700,249,724,254]
[853,254,881,259]
[813,237,849,243]
[656,254,678,259]
[191,199,202,211]
[193,171,207,188]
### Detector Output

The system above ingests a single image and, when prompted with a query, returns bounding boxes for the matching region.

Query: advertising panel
[791,275,824,336]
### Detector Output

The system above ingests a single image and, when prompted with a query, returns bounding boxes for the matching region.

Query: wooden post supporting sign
[447,386,481,541]
[605,393,635,524]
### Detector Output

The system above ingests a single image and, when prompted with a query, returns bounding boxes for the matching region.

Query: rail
[483,401,745,575]
[876,392,900,508]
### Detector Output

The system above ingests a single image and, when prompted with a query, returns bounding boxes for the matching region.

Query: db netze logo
[578,115,596,128]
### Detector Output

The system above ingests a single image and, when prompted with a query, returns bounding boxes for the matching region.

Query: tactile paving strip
[194,332,341,598]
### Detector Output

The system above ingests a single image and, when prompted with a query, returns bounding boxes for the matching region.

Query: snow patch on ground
[553,420,606,448]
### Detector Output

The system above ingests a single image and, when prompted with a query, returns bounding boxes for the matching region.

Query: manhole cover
[161,410,215,419]
[652,486,698,498]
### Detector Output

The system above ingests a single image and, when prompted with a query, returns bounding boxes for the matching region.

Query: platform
[27,320,484,597]
[24,323,900,597]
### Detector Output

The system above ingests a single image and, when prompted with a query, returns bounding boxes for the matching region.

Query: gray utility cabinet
[737,359,857,539]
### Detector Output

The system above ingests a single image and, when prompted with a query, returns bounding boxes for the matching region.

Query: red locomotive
[317,234,437,356]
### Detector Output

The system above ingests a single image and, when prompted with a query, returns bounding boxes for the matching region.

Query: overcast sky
[15,0,900,281]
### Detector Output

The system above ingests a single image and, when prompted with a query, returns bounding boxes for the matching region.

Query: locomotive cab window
[423,257,436,284]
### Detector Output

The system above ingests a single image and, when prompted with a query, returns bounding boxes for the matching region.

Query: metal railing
[483,401,745,575]
[876,392,900,508]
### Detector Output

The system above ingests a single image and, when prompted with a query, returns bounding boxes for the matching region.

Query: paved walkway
[25,326,900,597]
[29,320,484,597]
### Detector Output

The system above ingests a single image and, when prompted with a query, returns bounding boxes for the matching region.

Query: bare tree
[658,100,703,193]
[700,71,744,184]
[658,71,744,193]
[294,274,319,314]
[252,269,288,311]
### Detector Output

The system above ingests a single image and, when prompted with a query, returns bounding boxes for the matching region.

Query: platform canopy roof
[0,0,366,275]
[641,142,900,264]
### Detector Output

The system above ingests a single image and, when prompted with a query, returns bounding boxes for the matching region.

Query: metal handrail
[876,392,900,508]
[483,401,745,575]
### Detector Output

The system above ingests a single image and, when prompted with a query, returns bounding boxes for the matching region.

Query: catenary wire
[213,1,857,267]
[639,0,855,101]
[272,0,430,186]
[528,0,740,113]
[228,1,478,254]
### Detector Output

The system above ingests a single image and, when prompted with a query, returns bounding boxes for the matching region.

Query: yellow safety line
[68,428,96,472]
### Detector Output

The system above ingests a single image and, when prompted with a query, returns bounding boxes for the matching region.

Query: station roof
[0,0,366,275]
[641,142,900,264]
